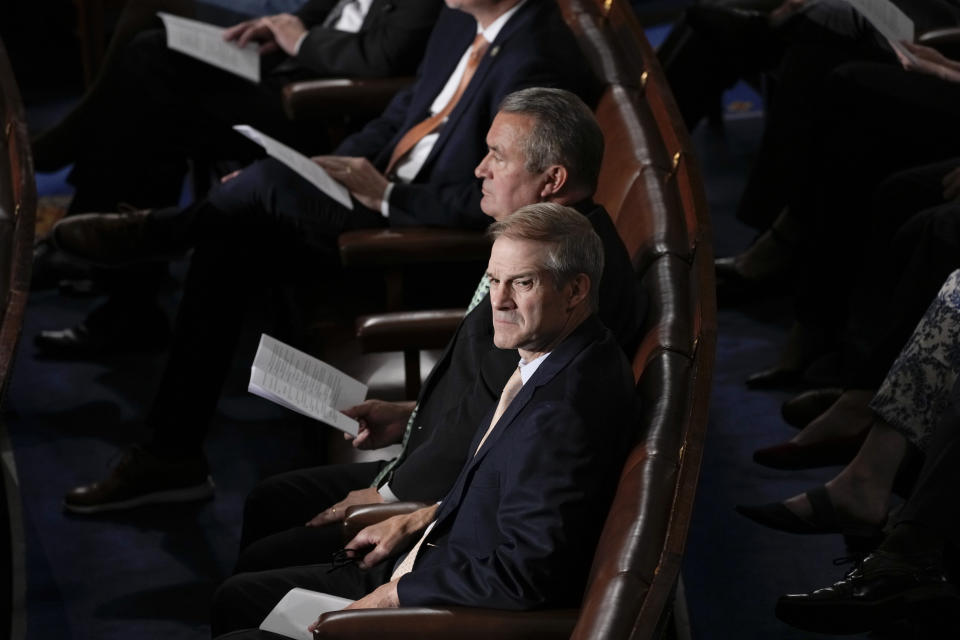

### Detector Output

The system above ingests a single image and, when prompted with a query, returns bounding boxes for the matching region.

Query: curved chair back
[0,38,34,399]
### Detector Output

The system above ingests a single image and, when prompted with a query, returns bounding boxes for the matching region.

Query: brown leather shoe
[52,209,182,267]
[64,446,214,514]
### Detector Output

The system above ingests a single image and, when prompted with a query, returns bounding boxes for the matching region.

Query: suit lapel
[430,316,604,533]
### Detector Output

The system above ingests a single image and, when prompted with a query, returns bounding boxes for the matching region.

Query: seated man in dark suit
[231,87,641,573]
[57,1,601,514]
[210,201,637,636]
[37,0,443,212]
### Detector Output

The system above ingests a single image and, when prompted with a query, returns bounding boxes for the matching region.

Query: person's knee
[211,574,259,636]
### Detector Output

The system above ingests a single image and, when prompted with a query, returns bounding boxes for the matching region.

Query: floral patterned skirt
[870,269,960,451]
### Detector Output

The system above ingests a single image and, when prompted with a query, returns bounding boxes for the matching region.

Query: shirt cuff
[380,182,394,218]
[293,31,310,55]
[378,482,399,503]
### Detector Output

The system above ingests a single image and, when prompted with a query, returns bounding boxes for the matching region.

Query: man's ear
[540,165,568,199]
[566,273,591,310]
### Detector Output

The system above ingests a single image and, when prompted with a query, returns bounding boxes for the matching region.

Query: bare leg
[790,388,875,445]
[783,420,906,527]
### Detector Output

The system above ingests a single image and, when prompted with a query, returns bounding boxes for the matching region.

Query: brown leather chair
[310,1,716,638]
[0,37,37,396]
[0,35,37,640]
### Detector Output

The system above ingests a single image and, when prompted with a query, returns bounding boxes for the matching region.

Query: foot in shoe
[64,445,214,514]
[736,485,884,538]
[775,551,960,634]
[52,209,180,266]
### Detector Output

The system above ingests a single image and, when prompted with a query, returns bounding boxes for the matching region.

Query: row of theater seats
[302,0,716,637]
[0,0,715,636]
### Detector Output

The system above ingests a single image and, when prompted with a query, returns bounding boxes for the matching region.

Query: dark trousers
[237,461,384,572]
[790,63,960,338]
[842,161,960,387]
[212,561,393,636]
[144,158,385,455]
[64,29,321,213]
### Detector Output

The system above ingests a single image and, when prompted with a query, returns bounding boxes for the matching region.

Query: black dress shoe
[781,387,842,429]
[775,551,960,634]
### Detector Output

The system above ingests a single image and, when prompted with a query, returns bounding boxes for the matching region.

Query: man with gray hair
[211,201,636,634]
[230,86,642,574]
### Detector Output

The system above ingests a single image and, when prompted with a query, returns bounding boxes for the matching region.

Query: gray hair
[498,87,604,194]
[487,202,603,311]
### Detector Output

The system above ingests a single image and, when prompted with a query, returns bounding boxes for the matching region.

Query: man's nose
[474,155,490,178]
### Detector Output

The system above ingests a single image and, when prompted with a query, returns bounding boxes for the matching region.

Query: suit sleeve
[293,0,441,77]
[396,401,612,609]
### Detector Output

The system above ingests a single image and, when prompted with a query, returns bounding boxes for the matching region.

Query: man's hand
[944,166,960,202]
[223,14,307,56]
[307,581,400,630]
[343,580,401,611]
[896,41,960,84]
[341,399,416,449]
[306,487,384,527]
[344,504,438,569]
[314,156,390,212]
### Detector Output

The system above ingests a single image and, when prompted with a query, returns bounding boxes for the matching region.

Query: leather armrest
[356,309,466,353]
[313,607,578,639]
[919,27,960,45]
[282,76,414,122]
[342,502,429,541]
[918,27,960,57]
[338,228,490,268]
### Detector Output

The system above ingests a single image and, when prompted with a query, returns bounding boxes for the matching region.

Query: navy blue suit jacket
[335,0,600,230]
[395,315,636,610]
[388,202,644,503]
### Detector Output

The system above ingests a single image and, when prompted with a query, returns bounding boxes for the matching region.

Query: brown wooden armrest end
[338,228,491,268]
[314,607,578,639]
[342,502,430,540]
[282,76,414,121]
[356,309,466,353]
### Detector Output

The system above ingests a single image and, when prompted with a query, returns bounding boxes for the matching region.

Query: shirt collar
[477,0,527,42]
[518,351,550,385]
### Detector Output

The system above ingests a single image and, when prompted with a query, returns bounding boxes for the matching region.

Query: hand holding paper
[223,14,307,56]
[234,125,353,209]
[314,156,390,212]
[895,41,960,84]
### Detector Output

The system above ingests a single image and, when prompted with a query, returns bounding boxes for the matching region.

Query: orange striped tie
[385,33,490,174]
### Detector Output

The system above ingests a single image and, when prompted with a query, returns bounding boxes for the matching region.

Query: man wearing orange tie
[56,0,599,515]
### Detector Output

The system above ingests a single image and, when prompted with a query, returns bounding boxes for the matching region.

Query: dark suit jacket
[291,0,441,77]
[388,202,644,502]
[396,315,635,609]
[335,0,600,229]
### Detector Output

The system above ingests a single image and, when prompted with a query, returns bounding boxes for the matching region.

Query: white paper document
[233,124,354,210]
[844,0,916,62]
[259,588,355,640]
[248,334,367,436]
[158,12,260,82]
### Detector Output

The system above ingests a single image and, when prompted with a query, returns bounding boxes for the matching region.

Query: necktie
[370,275,491,489]
[390,520,435,580]
[475,365,523,455]
[385,33,491,174]
[390,366,523,581]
